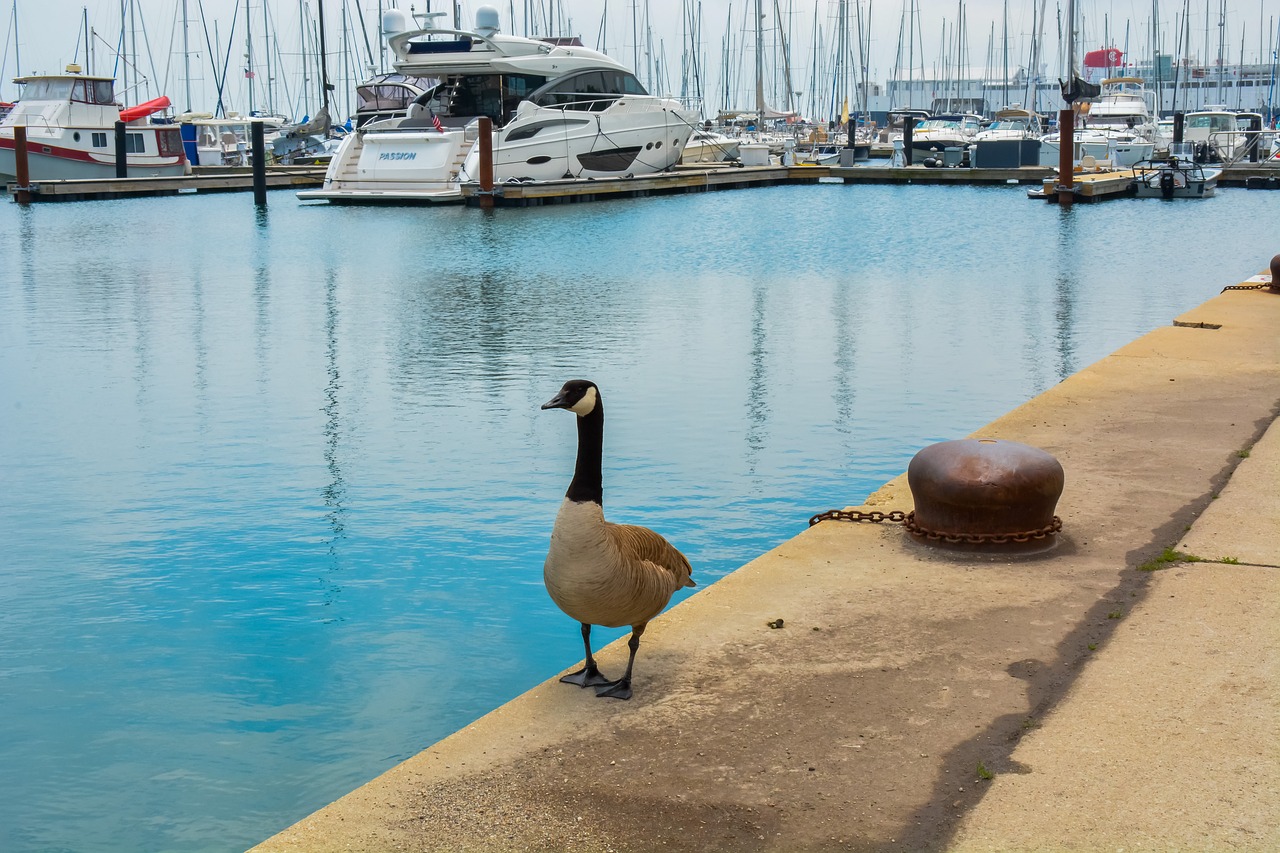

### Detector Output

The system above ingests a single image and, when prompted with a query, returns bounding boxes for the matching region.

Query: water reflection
[745,284,770,470]
[322,271,348,590]
[1052,207,1080,382]
[832,280,858,436]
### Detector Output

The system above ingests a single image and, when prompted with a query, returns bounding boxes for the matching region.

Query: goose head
[542,379,600,417]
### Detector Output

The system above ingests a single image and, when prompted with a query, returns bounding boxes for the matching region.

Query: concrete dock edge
[250,280,1279,853]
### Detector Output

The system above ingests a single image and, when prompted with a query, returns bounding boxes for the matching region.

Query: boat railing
[1206,128,1268,164]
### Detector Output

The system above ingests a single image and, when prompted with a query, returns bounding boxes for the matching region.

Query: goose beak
[541,391,571,410]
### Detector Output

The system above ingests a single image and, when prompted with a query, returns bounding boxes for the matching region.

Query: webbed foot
[560,664,610,688]
[595,678,632,700]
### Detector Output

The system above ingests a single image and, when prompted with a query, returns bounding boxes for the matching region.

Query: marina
[3,2,1279,851]
[2,183,1278,853]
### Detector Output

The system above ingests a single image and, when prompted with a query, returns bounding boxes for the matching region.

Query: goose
[541,379,695,700]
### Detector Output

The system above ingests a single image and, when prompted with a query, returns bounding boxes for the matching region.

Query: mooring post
[13,125,31,204]
[1057,108,1074,206]
[251,120,267,206]
[902,117,915,166]
[114,121,128,178]
[477,116,494,209]
[1246,114,1262,163]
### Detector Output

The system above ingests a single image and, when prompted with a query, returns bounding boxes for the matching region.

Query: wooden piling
[1057,108,1074,207]
[477,117,494,209]
[251,121,267,206]
[13,125,31,204]
[115,121,128,178]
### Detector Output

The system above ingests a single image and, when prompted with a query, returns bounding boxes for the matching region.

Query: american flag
[431,113,444,133]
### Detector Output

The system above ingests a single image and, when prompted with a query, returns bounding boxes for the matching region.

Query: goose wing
[606,523,696,589]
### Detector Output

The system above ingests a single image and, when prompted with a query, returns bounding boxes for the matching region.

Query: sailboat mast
[181,0,192,110]
[754,0,764,120]
[246,0,254,114]
[317,0,331,112]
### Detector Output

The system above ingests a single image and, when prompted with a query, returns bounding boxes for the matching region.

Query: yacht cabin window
[71,80,116,105]
[19,79,74,100]
[528,70,649,111]
[428,74,548,126]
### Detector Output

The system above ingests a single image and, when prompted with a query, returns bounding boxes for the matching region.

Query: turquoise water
[1,184,1273,852]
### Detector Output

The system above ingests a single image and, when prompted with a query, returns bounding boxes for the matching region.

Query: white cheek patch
[569,386,598,416]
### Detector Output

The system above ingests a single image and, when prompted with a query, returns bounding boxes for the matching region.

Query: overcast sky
[4,0,1279,114]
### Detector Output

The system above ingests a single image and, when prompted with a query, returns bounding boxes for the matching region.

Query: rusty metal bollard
[906,438,1064,554]
[1270,254,1279,294]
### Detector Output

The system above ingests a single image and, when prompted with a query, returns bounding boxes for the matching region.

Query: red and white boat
[0,69,187,182]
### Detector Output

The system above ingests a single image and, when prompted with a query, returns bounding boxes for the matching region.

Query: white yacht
[179,113,286,167]
[300,6,698,203]
[681,127,741,164]
[1040,78,1156,169]
[1182,108,1265,164]
[0,69,187,181]
[971,108,1042,142]
[908,113,982,160]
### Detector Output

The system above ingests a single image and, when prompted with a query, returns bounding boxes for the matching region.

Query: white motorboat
[972,108,1043,142]
[1133,147,1221,198]
[908,113,982,160]
[301,6,698,203]
[1040,78,1157,168]
[0,69,187,181]
[1182,108,1266,164]
[179,113,285,167]
[680,128,741,164]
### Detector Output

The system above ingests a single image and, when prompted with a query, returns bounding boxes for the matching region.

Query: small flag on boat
[244,69,255,79]
[431,112,444,133]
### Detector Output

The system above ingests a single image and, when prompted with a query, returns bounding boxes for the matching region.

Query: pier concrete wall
[249,276,1279,853]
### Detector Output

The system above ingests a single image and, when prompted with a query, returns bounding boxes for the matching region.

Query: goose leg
[560,622,611,688]
[596,624,645,700]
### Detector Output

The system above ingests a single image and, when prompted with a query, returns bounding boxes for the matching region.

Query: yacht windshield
[18,79,75,100]
[357,75,440,112]
[432,73,549,125]
[529,70,649,111]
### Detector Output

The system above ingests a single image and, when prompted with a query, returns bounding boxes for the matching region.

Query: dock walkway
[249,274,1279,852]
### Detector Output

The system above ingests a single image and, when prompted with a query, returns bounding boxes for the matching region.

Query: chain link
[809,508,1063,545]
[807,508,907,526]
[1221,283,1275,292]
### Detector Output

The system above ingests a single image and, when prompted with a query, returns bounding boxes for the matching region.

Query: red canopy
[119,96,172,122]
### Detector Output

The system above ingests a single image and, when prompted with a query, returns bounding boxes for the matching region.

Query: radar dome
[381,7,409,38]
[474,6,500,36]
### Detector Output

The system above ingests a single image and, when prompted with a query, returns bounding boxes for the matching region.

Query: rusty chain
[809,508,1063,545]
[808,508,908,525]
[1221,283,1275,292]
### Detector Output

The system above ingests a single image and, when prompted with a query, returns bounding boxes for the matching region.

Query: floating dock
[4,165,326,202]
[461,163,1055,206]
[7,160,1277,204]
[1031,162,1280,202]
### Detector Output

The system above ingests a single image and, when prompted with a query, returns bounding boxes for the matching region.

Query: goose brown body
[545,498,695,629]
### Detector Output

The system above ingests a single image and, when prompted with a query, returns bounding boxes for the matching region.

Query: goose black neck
[566,404,604,505]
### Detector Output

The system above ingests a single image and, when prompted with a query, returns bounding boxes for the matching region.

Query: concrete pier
[250,277,1279,853]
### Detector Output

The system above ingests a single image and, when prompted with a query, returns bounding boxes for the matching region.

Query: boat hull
[303,100,697,203]
[0,135,187,182]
